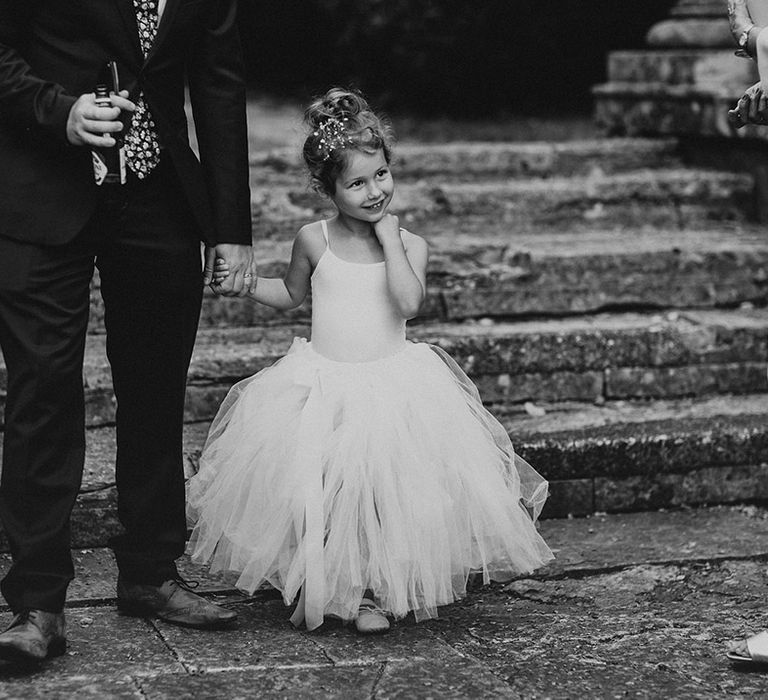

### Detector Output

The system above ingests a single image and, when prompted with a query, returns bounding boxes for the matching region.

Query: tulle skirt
[186,338,554,630]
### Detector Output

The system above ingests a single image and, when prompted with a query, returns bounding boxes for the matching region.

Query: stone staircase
[1,136,767,549]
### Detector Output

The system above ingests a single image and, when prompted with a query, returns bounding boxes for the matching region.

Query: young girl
[186,88,554,634]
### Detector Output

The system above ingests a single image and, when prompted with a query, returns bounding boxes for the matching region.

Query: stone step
[669,0,727,18]
[594,80,768,141]
[84,227,768,331]
[249,139,683,185]
[605,50,756,88]
[251,168,754,233]
[3,393,765,550]
[5,308,766,428]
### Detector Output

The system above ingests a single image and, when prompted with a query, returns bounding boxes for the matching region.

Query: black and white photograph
[0,0,767,697]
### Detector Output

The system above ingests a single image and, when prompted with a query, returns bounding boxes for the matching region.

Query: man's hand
[207,243,253,296]
[66,90,135,148]
[729,81,768,127]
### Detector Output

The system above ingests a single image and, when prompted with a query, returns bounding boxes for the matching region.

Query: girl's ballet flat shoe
[354,600,390,635]
[727,630,768,665]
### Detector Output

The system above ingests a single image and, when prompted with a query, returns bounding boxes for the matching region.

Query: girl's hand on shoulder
[373,213,401,245]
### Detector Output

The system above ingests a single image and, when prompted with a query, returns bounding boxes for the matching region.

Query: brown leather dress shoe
[0,610,66,664]
[116,576,237,629]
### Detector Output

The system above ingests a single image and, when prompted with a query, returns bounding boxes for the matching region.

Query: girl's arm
[214,226,314,310]
[373,214,428,320]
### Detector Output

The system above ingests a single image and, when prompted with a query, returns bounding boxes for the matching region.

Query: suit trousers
[0,156,204,612]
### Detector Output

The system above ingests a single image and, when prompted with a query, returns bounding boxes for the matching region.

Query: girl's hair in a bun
[303,87,395,195]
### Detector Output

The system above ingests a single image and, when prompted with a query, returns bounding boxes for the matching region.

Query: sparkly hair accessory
[314,117,353,161]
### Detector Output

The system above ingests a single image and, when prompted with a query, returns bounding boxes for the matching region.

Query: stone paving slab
[429,560,768,698]
[140,666,381,699]
[4,508,768,697]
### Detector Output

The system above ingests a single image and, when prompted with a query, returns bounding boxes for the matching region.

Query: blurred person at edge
[726,0,768,668]
[727,0,768,126]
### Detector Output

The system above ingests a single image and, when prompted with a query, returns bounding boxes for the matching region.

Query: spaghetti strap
[399,228,407,251]
[320,219,330,249]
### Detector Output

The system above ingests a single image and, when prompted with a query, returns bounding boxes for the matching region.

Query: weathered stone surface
[594,81,768,141]
[671,0,733,18]
[0,422,210,550]
[431,170,753,225]
[249,139,682,183]
[606,362,768,399]
[83,227,768,332]
[0,550,242,604]
[473,370,604,404]
[308,622,459,666]
[544,463,768,517]
[647,18,734,48]
[418,310,768,376]
[0,677,142,699]
[432,561,768,698]
[140,667,380,699]
[247,169,754,230]
[538,505,768,576]
[0,608,183,678]
[8,310,764,430]
[519,412,768,481]
[4,506,767,607]
[8,506,768,698]
[154,598,330,672]
[376,657,517,699]
[594,463,768,512]
[540,478,594,519]
[607,49,756,87]
[7,508,768,698]
[2,396,764,550]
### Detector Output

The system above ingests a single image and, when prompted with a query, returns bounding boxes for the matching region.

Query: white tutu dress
[186,220,554,630]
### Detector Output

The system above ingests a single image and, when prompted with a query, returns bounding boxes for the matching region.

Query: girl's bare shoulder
[294,221,328,266]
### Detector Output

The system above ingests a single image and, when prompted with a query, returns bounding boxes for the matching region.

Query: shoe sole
[0,638,66,665]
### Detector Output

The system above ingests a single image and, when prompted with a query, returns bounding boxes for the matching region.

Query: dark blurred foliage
[237,0,675,117]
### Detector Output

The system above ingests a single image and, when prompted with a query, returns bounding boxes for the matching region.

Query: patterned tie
[125,0,161,179]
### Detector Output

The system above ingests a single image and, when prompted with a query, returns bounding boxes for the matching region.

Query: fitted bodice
[310,220,407,362]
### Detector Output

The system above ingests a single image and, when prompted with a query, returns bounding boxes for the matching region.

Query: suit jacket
[0,0,252,246]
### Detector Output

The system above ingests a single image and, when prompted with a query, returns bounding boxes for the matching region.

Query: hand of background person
[66,90,135,148]
[207,243,253,296]
[729,81,768,127]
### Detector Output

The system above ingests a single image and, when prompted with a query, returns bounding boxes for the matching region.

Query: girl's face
[331,149,394,225]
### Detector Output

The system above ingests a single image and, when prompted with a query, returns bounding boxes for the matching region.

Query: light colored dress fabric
[186,220,554,630]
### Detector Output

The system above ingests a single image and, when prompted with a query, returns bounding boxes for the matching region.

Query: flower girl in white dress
[186,88,554,634]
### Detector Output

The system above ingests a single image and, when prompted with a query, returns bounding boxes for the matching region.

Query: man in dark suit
[0,0,253,663]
